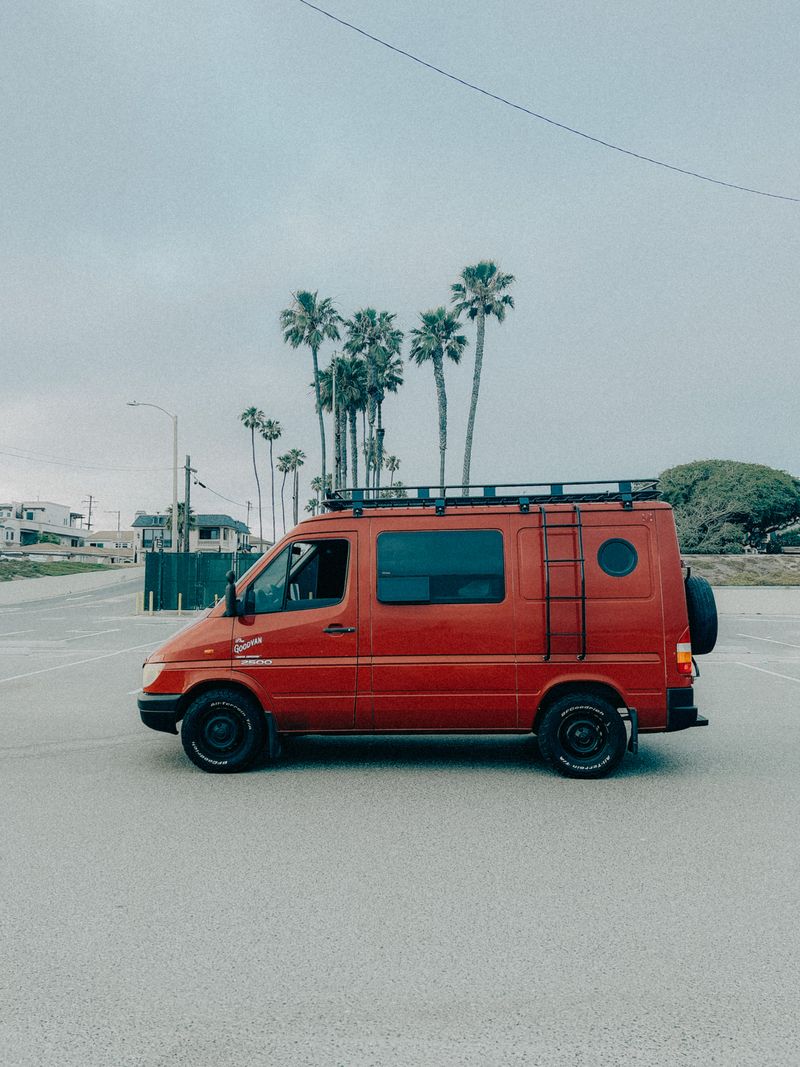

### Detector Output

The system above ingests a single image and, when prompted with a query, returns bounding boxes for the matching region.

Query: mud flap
[624,707,639,754]
[265,710,282,759]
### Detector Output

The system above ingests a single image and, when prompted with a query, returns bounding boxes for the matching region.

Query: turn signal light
[677,642,693,675]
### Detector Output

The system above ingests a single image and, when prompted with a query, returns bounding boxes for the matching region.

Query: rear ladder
[542,504,587,661]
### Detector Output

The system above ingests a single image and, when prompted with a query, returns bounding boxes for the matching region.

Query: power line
[193,478,248,510]
[0,446,172,473]
[297,0,800,204]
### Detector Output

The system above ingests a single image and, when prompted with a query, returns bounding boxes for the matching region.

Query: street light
[127,401,179,553]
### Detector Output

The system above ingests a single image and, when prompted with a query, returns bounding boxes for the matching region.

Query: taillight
[677,642,693,675]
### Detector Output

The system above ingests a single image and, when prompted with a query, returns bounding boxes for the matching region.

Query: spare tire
[685,574,718,654]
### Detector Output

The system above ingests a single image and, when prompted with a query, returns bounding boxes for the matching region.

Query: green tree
[277,452,291,535]
[260,418,282,544]
[409,307,468,492]
[384,454,401,487]
[280,291,340,490]
[240,407,265,545]
[660,459,800,551]
[287,447,306,526]
[165,502,196,549]
[373,347,404,490]
[451,261,515,489]
[344,309,402,489]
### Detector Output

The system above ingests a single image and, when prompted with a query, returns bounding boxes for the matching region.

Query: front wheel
[537,694,627,779]
[181,688,266,773]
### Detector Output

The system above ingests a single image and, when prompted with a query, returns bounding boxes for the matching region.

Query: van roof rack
[324,479,660,514]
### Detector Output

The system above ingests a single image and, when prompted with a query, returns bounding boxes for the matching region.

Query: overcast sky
[2,0,798,535]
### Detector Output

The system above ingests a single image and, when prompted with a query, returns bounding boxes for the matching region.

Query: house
[131,513,253,560]
[0,501,85,548]
[85,530,135,564]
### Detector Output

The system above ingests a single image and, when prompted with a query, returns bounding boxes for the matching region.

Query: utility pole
[183,455,196,553]
[82,495,95,532]
[245,500,252,531]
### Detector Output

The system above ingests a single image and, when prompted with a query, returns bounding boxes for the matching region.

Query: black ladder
[541,504,587,661]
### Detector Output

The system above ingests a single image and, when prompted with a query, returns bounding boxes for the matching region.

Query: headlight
[142,662,164,689]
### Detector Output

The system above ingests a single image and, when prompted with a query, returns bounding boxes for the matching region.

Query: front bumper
[138,693,182,735]
[665,686,709,732]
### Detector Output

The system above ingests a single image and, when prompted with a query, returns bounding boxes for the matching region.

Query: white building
[0,501,85,548]
[131,513,253,560]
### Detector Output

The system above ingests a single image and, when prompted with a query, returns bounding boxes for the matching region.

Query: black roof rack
[324,479,660,514]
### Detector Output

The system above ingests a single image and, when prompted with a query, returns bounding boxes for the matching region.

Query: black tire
[685,574,718,654]
[180,688,266,773]
[537,694,627,779]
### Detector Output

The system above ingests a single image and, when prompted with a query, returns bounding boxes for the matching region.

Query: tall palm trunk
[366,353,377,488]
[292,467,299,525]
[432,353,448,492]
[349,407,359,486]
[280,469,288,534]
[311,344,327,488]
[333,388,342,490]
[250,429,263,545]
[462,309,486,490]
[268,439,276,543]
[339,404,348,491]
[375,402,384,491]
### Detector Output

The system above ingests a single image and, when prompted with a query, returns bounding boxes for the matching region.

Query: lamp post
[127,401,179,553]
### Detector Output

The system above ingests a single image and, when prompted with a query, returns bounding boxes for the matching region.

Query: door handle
[324,625,356,634]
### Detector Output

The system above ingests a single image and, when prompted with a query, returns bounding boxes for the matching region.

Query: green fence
[143,551,262,611]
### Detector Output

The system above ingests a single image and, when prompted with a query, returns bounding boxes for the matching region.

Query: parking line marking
[0,630,34,637]
[66,594,93,601]
[0,642,158,686]
[737,633,800,650]
[736,662,800,684]
[61,629,120,643]
[127,688,142,695]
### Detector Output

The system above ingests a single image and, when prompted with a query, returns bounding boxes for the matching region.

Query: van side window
[248,540,349,614]
[377,530,504,604]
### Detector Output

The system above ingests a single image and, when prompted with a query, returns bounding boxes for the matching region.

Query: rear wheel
[537,694,627,779]
[181,688,266,773]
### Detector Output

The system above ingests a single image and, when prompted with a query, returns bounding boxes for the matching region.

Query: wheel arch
[177,677,266,721]
[533,680,626,734]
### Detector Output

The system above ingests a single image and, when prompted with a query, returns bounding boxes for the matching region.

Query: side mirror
[224,570,239,617]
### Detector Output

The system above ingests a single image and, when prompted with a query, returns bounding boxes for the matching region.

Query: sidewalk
[712,586,800,616]
[0,566,144,606]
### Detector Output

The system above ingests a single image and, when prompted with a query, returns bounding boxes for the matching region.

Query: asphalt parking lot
[1,577,799,1066]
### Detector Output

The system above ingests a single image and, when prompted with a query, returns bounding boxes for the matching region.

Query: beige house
[131,513,252,560]
[0,500,85,548]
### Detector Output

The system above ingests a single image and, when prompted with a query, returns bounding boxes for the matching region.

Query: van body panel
[367,515,517,729]
[229,530,359,730]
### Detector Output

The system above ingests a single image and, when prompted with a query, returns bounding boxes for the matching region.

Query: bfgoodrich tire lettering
[537,694,627,780]
[180,688,266,773]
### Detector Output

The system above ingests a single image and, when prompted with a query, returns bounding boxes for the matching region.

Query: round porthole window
[598,538,638,577]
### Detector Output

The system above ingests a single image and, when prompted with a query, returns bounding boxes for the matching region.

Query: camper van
[138,480,717,778]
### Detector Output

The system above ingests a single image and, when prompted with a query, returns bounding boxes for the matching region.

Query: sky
[2,0,798,536]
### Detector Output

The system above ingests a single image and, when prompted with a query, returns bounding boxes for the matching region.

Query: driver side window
[247,539,349,615]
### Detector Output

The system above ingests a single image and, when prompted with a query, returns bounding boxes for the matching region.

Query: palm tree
[373,347,404,490]
[318,362,348,491]
[409,307,468,492]
[280,291,340,489]
[240,407,265,544]
[384,454,401,487]
[305,498,319,516]
[287,447,306,525]
[336,355,368,487]
[277,452,291,535]
[165,502,195,549]
[451,261,515,488]
[344,309,402,490]
[260,418,282,544]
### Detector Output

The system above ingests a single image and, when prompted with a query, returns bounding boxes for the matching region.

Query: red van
[138,480,717,778]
